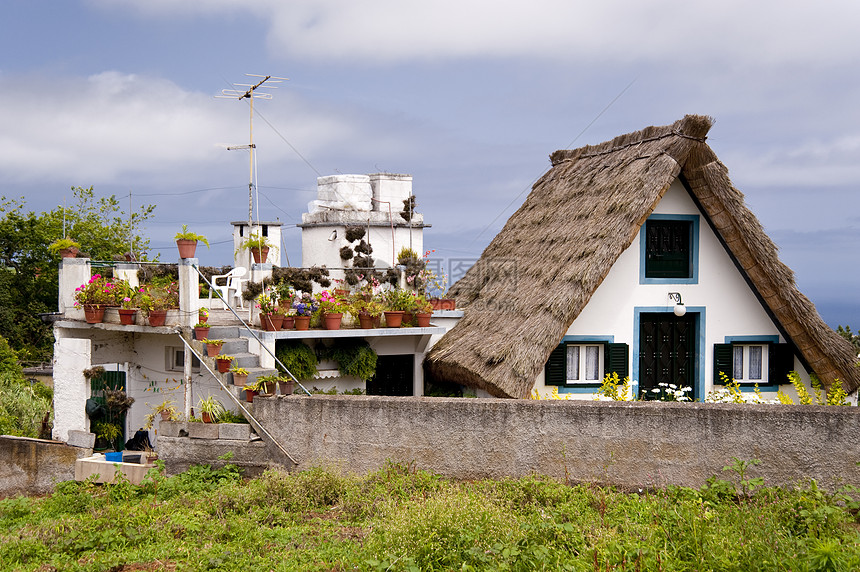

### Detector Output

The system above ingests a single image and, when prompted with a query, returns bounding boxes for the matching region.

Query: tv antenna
[217,74,288,225]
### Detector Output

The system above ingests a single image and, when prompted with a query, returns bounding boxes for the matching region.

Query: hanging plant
[345,226,366,242]
[275,340,319,380]
[326,339,378,382]
[339,246,354,260]
[400,196,416,222]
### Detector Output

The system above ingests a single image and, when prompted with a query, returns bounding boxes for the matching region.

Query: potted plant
[74,274,117,323]
[240,232,272,264]
[230,366,249,387]
[202,338,224,357]
[194,321,210,340]
[143,399,181,429]
[115,281,139,325]
[291,294,317,331]
[275,282,295,311]
[215,354,235,373]
[174,224,209,259]
[137,283,177,326]
[350,297,382,329]
[48,237,81,259]
[256,292,283,331]
[197,396,226,423]
[254,374,280,396]
[413,295,434,327]
[198,307,209,323]
[243,378,264,402]
[382,288,414,327]
[317,290,345,330]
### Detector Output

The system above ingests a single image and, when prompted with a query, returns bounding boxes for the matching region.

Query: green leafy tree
[0,186,155,360]
[836,325,860,353]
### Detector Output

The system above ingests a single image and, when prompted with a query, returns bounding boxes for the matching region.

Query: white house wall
[533,179,807,399]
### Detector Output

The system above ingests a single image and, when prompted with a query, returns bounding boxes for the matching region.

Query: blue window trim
[557,336,615,393]
[633,306,706,401]
[724,335,780,344]
[639,214,700,284]
[723,335,781,389]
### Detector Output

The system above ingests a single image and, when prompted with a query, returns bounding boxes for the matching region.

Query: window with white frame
[166,347,201,373]
[565,344,603,383]
[732,344,767,382]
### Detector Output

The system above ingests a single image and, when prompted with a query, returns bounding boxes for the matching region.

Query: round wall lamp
[668,292,686,317]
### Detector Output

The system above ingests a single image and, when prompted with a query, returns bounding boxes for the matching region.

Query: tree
[836,325,860,354]
[0,186,155,360]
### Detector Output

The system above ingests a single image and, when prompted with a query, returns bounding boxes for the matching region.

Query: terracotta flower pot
[282,316,295,330]
[118,308,137,325]
[216,358,232,373]
[278,379,295,396]
[159,410,172,422]
[402,312,414,326]
[324,312,343,330]
[59,247,79,259]
[201,411,213,423]
[245,388,257,403]
[260,313,284,331]
[251,246,269,264]
[358,312,375,329]
[205,343,223,357]
[194,326,210,340]
[384,311,404,328]
[416,312,432,327]
[176,239,198,259]
[83,304,105,324]
[260,380,276,395]
[148,310,167,327]
[294,315,310,330]
[232,373,248,387]
[198,312,209,324]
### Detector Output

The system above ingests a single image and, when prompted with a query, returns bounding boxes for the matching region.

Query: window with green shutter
[713,341,793,386]
[544,341,629,387]
[645,219,692,278]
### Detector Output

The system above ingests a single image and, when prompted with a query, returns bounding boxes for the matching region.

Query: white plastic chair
[209,267,248,310]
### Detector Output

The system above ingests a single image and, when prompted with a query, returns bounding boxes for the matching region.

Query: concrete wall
[254,395,860,491]
[0,436,92,497]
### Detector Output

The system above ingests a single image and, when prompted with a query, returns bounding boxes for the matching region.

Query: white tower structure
[300,173,428,272]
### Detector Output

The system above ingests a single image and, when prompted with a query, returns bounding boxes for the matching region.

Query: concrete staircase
[190,325,278,405]
[188,323,296,469]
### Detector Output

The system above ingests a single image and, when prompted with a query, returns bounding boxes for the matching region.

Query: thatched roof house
[425,115,860,399]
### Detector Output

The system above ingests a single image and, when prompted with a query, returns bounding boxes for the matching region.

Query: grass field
[1,458,859,571]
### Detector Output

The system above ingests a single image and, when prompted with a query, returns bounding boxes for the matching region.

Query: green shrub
[275,339,318,380]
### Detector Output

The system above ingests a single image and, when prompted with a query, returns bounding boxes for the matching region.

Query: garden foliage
[1,459,859,570]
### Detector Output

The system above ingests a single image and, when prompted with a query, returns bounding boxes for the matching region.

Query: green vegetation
[0,187,155,360]
[1,459,859,570]
[0,335,52,438]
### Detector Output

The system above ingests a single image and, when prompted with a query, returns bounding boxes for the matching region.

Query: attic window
[640,214,699,284]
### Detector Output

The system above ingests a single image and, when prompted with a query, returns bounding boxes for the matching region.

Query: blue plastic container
[105,451,123,463]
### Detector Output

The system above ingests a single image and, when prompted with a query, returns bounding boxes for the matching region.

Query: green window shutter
[713,343,732,384]
[645,220,692,278]
[769,343,794,385]
[545,344,567,386]
[604,343,629,378]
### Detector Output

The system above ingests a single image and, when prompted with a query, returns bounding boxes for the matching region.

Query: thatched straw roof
[425,115,860,398]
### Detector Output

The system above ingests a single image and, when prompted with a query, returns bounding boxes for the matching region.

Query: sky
[1,0,858,329]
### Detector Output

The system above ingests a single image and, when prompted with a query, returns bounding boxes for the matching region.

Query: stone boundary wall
[0,436,92,497]
[254,395,860,490]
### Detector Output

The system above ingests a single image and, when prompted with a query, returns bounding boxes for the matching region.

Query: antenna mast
[218,74,288,225]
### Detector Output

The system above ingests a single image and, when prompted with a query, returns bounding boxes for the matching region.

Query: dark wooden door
[639,313,696,400]
[367,355,414,396]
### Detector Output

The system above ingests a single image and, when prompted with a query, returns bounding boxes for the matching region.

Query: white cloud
[0,71,372,187]
[99,0,860,66]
